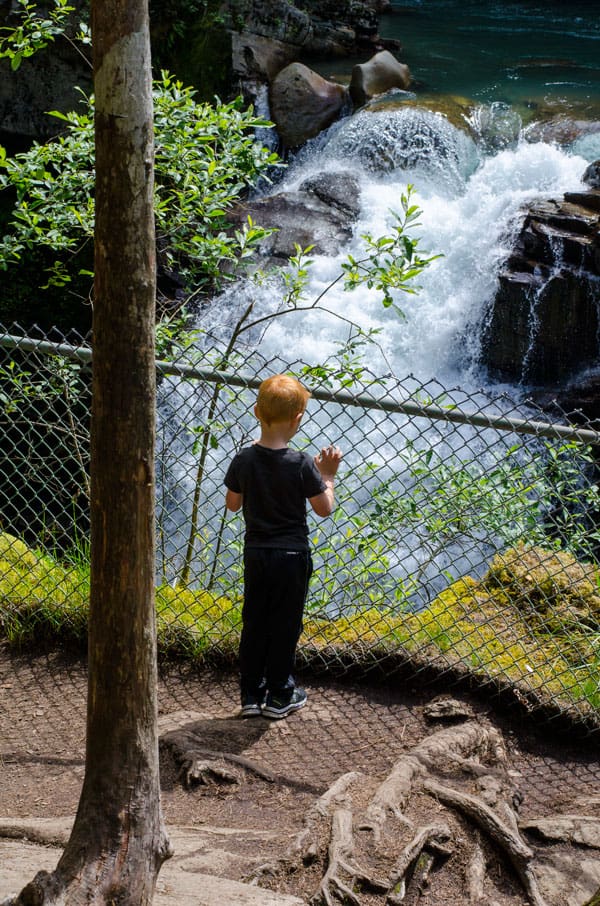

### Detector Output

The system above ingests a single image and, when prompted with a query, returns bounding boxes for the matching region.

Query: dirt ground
[1,642,600,906]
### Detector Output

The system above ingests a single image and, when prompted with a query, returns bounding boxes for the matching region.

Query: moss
[1,534,598,719]
[485,542,600,635]
[304,551,600,717]
[0,532,43,569]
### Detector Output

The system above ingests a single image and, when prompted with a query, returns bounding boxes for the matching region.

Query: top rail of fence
[2,331,600,446]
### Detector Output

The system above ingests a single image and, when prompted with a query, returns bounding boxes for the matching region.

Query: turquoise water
[380,1,600,114]
[316,1,600,118]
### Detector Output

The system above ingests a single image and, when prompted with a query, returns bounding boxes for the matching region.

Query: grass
[1,531,599,722]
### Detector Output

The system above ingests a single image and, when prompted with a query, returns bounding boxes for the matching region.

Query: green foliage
[0,0,84,71]
[2,527,599,719]
[348,437,600,592]
[0,73,278,305]
[0,530,241,659]
[341,186,442,316]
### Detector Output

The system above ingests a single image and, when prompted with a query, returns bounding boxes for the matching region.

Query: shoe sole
[262,699,307,720]
[240,704,262,717]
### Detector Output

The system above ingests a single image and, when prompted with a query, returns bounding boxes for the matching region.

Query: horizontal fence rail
[1,324,599,735]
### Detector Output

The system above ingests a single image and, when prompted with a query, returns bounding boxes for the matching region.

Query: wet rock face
[0,1,91,145]
[270,62,348,148]
[482,189,600,388]
[226,170,361,261]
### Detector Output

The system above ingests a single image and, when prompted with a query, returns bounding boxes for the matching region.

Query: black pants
[240,548,313,700]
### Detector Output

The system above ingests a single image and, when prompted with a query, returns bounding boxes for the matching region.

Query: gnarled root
[162,725,274,788]
[361,721,504,841]
[313,808,388,906]
[386,823,453,904]
[181,757,241,787]
[248,771,364,884]
[262,718,548,906]
[424,779,548,906]
[466,833,486,904]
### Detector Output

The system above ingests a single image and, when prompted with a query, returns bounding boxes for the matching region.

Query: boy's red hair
[256,374,311,425]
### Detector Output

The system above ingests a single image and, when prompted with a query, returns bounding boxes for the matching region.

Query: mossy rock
[485,543,600,634]
[0,532,42,570]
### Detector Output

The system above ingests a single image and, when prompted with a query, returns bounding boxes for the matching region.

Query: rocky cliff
[0,0,393,145]
[483,185,600,390]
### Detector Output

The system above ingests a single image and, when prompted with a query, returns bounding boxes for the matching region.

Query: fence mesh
[1,323,599,736]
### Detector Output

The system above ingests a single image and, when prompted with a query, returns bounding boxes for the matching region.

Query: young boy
[224,374,342,720]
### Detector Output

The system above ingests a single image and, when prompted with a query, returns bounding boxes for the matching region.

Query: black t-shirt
[224,444,326,550]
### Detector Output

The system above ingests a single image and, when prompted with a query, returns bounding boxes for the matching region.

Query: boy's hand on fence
[315,445,343,478]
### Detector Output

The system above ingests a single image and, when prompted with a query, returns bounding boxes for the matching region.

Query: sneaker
[240,693,264,718]
[262,687,307,720]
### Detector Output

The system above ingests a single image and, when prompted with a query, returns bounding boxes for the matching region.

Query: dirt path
[1,644,600,905]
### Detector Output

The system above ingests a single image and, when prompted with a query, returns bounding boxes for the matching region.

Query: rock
[0,0,389,144]
[228,0,394,108]
[227,170,360,260]
[534,851,600,906]
[232,0,313,47]
[467,101,522,152]
[0,7,92,145]
[322,107,478,188]
[534,373,600,425]
[299,171,362,219]
[0,819,304,906]
[521,815,600,848]
[349,49,411,108]
[269,62,348,148]
[231,32,297,95]
[583,160,600,189]
[482,189,600,387]
[524,116,600,147]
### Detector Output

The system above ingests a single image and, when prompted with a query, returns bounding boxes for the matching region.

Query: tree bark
[10,1,171,902]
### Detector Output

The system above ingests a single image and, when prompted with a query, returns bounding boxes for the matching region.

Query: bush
[0,73,278,329]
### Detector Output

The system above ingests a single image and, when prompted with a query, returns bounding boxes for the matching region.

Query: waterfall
[157,104,596,603]
[221,109,589,386]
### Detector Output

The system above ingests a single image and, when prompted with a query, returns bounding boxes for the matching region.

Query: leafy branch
[0,0,90,71]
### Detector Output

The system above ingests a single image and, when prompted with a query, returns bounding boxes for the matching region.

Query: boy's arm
[309,445,342,518]
[225,488,243,512]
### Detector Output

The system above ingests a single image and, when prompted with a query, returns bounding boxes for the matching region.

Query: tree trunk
[10,0,171,902]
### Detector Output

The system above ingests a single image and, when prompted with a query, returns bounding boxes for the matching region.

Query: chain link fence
[1,324,599,735]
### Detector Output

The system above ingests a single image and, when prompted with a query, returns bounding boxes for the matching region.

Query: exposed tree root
[360,720,504,841]
[161,727,274,787]
[466,833,486,904]
[180,757,241,787]
[423,779,547,906]
[292,772,364,863]
[313,808,388,906]
[248,771,364,883]
[386,823,453,903]
[264,707,563,906]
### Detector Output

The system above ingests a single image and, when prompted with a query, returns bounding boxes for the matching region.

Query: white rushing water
[213,108,592,387]
[159,107,598,605]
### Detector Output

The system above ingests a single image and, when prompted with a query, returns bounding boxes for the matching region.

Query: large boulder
[349,50,411,108]
[226,170,361,261]
[270,62,348,148]
[524,116,600,148]
[482,187,600,387]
